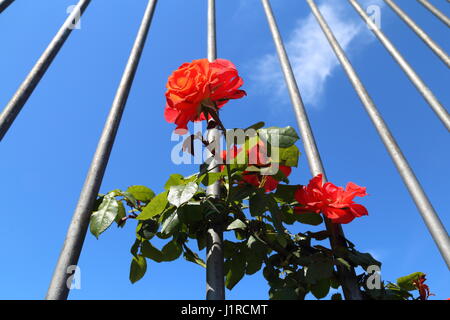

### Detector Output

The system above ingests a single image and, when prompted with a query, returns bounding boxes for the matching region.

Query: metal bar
[307,0,450,269]
[349,0,450,132]
[0,0,91,142]
[45,0,158,300]
[417,0,450,27]
[0,0,14,14]
[261,0,363,300]
[205,0,225,301]
[384,0,450,68]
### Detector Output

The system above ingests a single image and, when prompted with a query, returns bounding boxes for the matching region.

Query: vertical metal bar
[307,0,450,269]
[45,0,158,300]
[0,0,91,142]
[384,0,450,68]
[205,0,225,301]
[0,0,14,14]
[417,0,450,27]
[260,0,363,300]
[349,0,450,131]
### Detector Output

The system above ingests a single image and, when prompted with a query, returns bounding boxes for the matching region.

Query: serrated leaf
[126,185,155,202]
[90,195,119,238]
[129,255,147,284]
[137,191,169,220]
[168,182,198,207]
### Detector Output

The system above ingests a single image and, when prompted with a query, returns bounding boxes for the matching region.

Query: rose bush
[89,58,431,300]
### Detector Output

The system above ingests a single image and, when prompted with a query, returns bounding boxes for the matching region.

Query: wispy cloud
[252,0,385,107]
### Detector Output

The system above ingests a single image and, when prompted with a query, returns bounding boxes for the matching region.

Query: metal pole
[45,0,158,300]
[205,0,225,301]
[0,0,91,141]
[384,0,450,68]
[0,0,14,14]
[307,0,450,269]
[349,0,450,132]
[417,0,450,28]
[261,0,363,300]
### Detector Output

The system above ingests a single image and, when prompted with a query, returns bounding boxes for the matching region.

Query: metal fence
[0,0,448,300]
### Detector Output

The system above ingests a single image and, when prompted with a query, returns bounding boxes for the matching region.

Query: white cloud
[252,0,385,107]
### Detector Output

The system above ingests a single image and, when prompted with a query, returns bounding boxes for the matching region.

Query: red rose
[294,174,368,224]
[164,59,246,134]
[221,141,291,193]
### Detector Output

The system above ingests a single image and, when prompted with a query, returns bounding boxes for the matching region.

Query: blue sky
[0,0,448,300]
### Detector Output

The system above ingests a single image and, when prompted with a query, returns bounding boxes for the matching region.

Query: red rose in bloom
[164,59,246,134]
[294,174,368,224]
[413,274,433,300]
[221,142,291,193]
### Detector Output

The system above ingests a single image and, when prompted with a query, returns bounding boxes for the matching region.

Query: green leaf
[273,185,299,204]
[168,182,199,207]
[136,191,169,220]
[114,201,126,227]
[161,240,182,261]
[397,272,425,291]
[201,172,225,186]
[249,191,268,217]
[258,126,300,148]
[160,210,180,236]
[245,254,263,275]
[347,250,381,271]
[90,195,119,238]
[129,255,147,284]
[225,253,246,290]
[183,247,206,268]
[141,241,163,262]
[136,220,159,240]
[121,191,137,207]
[164,174,185,189]
[331,293,342,300]
[227,219,247,231]
[305,257,334,284]
[269,288,298,300]
[126,185,155,202]
[178,204,203,223]
[275,144,300,167]
[311,278,331,299]
[296,212,323,226]
[245,121,265,131]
